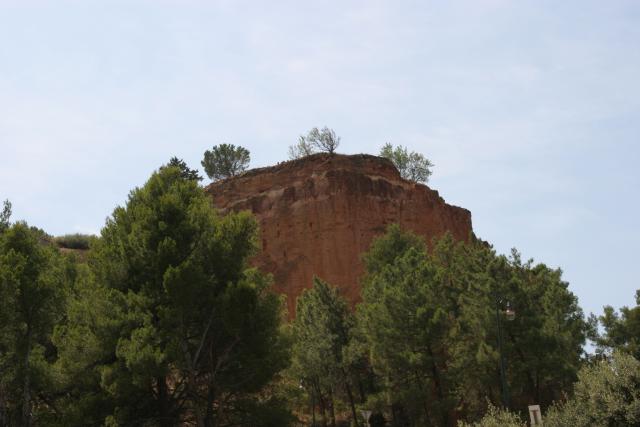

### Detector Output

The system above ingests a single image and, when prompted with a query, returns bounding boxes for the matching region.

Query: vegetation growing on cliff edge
[202,143,251,181]
[380,143,434,183]
[289,127,341,159]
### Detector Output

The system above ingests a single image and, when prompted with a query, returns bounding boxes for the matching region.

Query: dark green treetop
[52,165,290,426]
[357,225,588,424]
[291,277,360,426]
[0,222,67,426]
[594,289,640,360]
[0,199,11,233]
[163,156,203,181]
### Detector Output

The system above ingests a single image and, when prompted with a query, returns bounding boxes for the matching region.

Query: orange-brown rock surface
[206,153,472,315]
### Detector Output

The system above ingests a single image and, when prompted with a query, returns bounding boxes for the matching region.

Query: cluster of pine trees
[1,158,639,426]
[290,226,591,426]
[0,164,290,426]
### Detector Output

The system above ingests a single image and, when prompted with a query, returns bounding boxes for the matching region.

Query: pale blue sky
[1,1,638,318]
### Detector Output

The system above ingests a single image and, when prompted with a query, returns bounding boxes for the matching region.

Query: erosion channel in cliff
[205,153,472,316]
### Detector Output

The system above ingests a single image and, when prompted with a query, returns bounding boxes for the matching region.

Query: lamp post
[496,300,515,409]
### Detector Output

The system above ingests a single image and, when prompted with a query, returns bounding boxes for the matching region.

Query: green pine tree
[53,165,290,426]
[291,277,360,427]
[0,222,67,426]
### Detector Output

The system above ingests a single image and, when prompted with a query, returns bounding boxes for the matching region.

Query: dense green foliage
[0,222,68,426]
[458,353,640,427]
[379,143,434,183]
[360,227,587,424]
[3,162,640,426]
[290,278,360,427]
[54,165,288,426]
[201,144,250,181]
[457,405,526,427]
[0,166,291,426]
[285,225,592,426]
[162,156,203,182]
[478,351,640,427]
[460,351,640,427]
[544,351,640,426]
[594,290,640,360]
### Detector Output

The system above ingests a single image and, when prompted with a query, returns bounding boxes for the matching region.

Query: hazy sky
[1,0,638,319]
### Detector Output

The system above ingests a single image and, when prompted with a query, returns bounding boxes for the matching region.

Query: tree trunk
[21,327,32,427]
[204,378,215,427]
[427,345,449,427]
[315,384,328,427]
[342,368,359,427]
[311,391,316,426]
[157,375,172,427]
[357,376,366,402]
[328,388,336,427]
[413,372,432,427]
[0,384,7,427]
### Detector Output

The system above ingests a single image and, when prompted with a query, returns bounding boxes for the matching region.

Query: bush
[290,127,340,158]
[457,404,526,427]
[544,351,640,427]
[379,143,433,183]
[54,233,94,250]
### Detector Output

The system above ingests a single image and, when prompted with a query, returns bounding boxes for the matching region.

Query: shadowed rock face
[206,153,472,316]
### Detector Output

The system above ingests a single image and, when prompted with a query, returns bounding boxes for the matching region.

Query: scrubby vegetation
[53,233,94,250]
[289,127,341,159]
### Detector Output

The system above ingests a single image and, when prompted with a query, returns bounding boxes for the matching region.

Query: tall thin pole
[496,302,510,409]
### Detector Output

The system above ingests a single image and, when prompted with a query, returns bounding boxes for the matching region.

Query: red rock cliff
[206,154,472,315]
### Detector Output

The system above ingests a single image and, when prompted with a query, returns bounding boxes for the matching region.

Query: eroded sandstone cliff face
[206,153,472,315]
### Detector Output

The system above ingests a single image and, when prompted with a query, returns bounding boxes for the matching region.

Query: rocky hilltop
[206,153,472,315]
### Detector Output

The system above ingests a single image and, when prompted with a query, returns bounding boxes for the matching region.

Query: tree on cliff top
[201,144,250,181]
[289,127,340,159]
[288,136,317,160]
[380,143,433,183]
